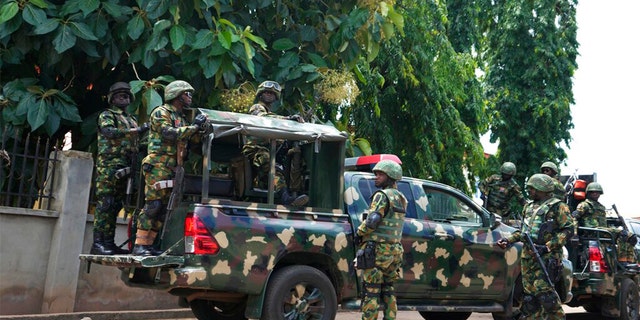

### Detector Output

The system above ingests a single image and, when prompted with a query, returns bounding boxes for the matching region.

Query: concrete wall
[0,151,181,316]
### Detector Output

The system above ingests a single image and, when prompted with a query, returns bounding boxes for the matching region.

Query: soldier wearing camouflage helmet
[572,182,638,265]
[92,82,149,255]
[132,80,208,256]
[479,161,526,224]
[497,173,574,320]
[540,161,566,201]
[242,80,308,206]
[355,159,408,320]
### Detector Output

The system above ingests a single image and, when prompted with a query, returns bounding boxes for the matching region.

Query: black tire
[261,265,337,320]
[190,299,247,320]
[419,311,471,320]
[619,278,639,320]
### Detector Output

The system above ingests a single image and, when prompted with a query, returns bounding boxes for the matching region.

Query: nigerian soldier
[497,173,574,320]
[92,82,149,255]
[572,182,638,265]
[479,162,526,224]
[132,80,207,256]
[242,80,309,206]
[355,160,408,320]
[540,161,566,201]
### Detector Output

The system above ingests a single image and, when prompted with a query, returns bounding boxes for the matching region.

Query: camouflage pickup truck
[561,174,639,320]
[81,108,571,320]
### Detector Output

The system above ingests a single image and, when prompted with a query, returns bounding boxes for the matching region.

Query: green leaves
[0,1,19,24]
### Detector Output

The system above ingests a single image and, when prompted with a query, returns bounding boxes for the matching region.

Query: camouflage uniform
[356,161,408,320]
[501,174,574,320]
[137,103,199,232]
[541,161,566,201]
[95,107,139,235]
[479,174,526,219]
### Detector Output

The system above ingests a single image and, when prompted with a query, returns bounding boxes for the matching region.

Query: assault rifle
[522,232,561,302]
[161,141,186,241]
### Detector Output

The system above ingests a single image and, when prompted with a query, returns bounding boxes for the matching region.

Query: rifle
[161,141,186,241]
[563,169,578,200]
[125,133,140,208]
[522,232,561,302]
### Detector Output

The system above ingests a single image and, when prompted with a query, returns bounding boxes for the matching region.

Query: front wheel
[619,278,639,320]
[262,265,337,320]
[419,312,471,320]
[189,299,247,320]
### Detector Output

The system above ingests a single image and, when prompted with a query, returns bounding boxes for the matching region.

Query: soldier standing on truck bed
[497,173,574,320]
[242,80,309,206]
[355,160,408,320]
[540,161,566,201]
[92,82,149,255]
[132,80,207,256]
[571,182,638,266]
[479,161,526,226]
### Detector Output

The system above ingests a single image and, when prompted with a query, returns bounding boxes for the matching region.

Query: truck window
[423,188,482,225]
[356,178,417,219]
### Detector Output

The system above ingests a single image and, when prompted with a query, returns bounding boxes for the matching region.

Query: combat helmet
[256,80,281,100]
[164,80,194,101]
[372,160,403,181]
[107,82,133,104]
[586,182,604,194]
[540,161,559,174]
[526,173,555,192]
[500,162,517,175]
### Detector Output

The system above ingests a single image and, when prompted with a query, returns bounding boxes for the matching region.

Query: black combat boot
[90,231,115,255]
[280,188,309,207]
[131,229,163,256]
[103,232,129,255]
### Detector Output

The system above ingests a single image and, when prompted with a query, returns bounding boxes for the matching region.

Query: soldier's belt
[114,167,131,179]
[153,180,174,190]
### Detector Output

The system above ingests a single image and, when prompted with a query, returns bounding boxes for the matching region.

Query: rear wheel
[619,278,639,320]
[418,312,471,320]
[261,265,337,320]
[190,299,247,320]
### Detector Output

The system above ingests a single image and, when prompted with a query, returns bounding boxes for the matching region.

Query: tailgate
[79,254,184,268]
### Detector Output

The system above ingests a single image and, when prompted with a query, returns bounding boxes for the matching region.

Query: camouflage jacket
[507,197,574,258]
[243,102,288,157]
[479,174,525,217]
[144,104,198,168]
[96,107,139,167]
[551,177,566,201]
[357,187,408,244]
[574,199,606,228]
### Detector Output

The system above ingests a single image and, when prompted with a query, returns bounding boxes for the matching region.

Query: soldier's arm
[98,112,128,139]
[152,108,198,141]
[548,203,574,250]
[513,183,527,206]
[357,192,389,237]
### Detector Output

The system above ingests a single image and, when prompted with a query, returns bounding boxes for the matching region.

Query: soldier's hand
[496,238,509,249]
[137,122,150,134]
[193,114,207,129]
[287,114,305,123]
[534,244,550,254]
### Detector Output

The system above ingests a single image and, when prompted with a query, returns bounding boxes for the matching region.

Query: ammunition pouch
[537,291,557,312]
[521,294,539,315]
[355,241,376,270]
[545,258,562,283]
[114,167,131,179]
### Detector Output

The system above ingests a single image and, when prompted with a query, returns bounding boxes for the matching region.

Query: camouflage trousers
[243,144,289,194]
[617,236,638,263]
[94,164,127,235]
[520,256,564,320]
[360,243,403,320]
[136,162,172,231]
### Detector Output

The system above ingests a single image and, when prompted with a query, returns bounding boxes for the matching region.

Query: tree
[480,0,578,181]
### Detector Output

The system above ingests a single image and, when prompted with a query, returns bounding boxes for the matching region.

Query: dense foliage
[1,0,578,196]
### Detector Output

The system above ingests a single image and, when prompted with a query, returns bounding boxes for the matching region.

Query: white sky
[482,1,640,218]
[563,0,640,218]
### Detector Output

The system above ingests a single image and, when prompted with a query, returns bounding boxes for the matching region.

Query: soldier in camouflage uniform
[132,80,207,256]
[497,173,574,320]
[355,160,408,320]
[571,182,638,265]
[479,162,526,225]
[93,82,149,255]
[242,80,309,206]
[540,161,566,201]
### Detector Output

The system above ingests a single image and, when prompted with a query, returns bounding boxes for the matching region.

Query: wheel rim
[623,286,639,320]
[282,283,326,320]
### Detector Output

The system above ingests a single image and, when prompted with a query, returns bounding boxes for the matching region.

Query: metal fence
[0,126,62,210]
